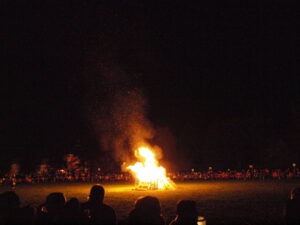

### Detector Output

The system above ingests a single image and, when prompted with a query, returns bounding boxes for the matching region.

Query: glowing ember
[127,146,175,190]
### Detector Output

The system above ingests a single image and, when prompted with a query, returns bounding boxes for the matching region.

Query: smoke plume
[90,63,158,169]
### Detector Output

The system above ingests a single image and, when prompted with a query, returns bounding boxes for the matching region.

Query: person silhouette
[0,191,21,224]
[81,185,116,225]
[127,196,165,225]
[36,192,66,225]
[284,187,300,225]
[0,191,36,225]
[60,197,86,225]
[169,200,198,225]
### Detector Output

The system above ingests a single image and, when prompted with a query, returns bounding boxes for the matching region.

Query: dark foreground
[1,180,299,225]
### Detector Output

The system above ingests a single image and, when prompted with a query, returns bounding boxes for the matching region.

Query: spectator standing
[126,196,165,225]
[60,197,87,225]
[169,200,199,225]
[36,192,66,225]
[82,185,116,225]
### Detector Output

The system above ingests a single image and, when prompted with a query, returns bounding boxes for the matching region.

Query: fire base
[132,180,176,191]
[133,181,158,191]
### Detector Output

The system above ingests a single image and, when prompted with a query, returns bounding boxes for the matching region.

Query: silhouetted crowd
[170,167,300,181]
[1,167,299,185]
[0,185,299,225]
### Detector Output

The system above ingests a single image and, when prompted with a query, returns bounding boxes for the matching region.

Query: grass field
[1,180,300,225]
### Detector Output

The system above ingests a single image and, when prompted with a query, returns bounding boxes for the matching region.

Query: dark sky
[3,1,300,171]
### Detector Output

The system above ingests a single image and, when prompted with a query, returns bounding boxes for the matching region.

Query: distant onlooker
[36,192,66,224]
[127,196,165,225]
[169,200,198,225]
[81,184,116,225]
[284,187,300,225]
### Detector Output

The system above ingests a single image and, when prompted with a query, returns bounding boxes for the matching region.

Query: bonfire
[127,146,175,190]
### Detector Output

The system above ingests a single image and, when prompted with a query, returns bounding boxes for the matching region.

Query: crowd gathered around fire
[0,184,300,225]
[1,152,299,186]
[0,166,299,186]
[0,151,299,224]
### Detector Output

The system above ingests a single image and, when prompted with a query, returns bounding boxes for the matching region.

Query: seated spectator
[81,184,116,225]
[169,200,198,225]
[127,196,165,225]
[36,192,66,225]
[0,191,22,224]
[60,197,87,225]
[0,191,36,225]
[284,187,300,225]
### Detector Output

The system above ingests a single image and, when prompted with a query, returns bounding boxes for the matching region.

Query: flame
[127,146,175,190]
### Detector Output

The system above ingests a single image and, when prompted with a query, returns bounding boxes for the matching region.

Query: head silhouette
[89,185,105,202]
[62,197,82,223]
[290,187,300,200]
[45,192,66,214]
[176,200,198,224]
[135,196,161,216]
[65,198,80,212]
[128,196,164,225]
[0,191,22,224]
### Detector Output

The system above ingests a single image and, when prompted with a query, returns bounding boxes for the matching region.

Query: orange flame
[127,146,175,190]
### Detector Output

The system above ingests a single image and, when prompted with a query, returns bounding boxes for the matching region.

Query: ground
[1,180,299,225]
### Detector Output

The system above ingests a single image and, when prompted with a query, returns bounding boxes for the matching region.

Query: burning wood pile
[127,146,175,190]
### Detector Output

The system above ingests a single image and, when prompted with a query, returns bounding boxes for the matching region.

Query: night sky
[3,1,300,172]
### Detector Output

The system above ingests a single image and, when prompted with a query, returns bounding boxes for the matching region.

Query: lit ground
[1,180,300,225]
